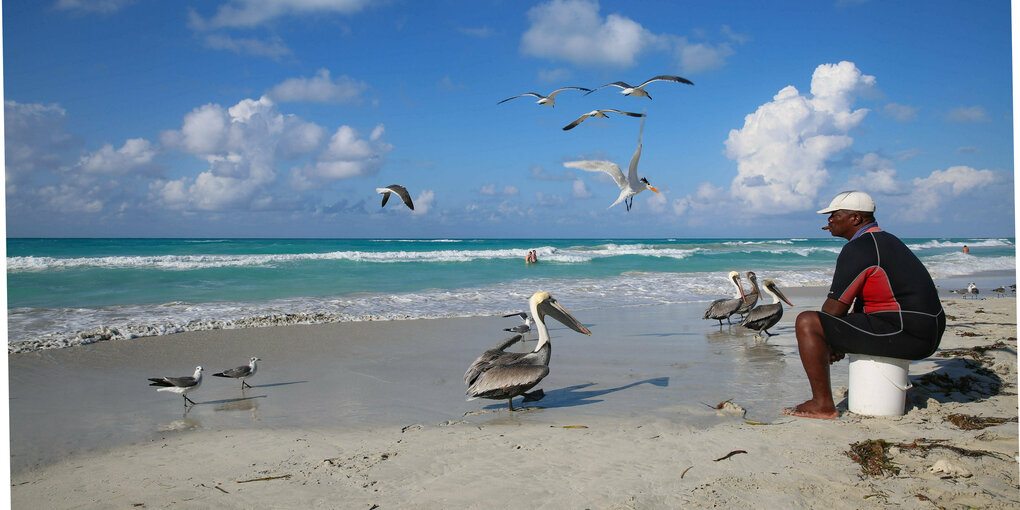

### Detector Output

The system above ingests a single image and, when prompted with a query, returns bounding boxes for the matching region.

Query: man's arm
[821,297,850,317]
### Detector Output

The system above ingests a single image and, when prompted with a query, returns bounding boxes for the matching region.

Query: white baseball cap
[817,191,875,214]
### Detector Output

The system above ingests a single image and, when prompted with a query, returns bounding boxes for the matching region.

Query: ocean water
[6,237,1015,351]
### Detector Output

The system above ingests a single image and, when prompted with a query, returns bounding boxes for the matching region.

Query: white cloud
[537,68,573,83]
[883,102,918,122]
[480,184,520,196]
[724,61,876,213]
[202,34,291,59]
[571,178,592,198]
[189,0,374,30]
[845,153,900,194]
[458,26,494,38]
[535,192,565,206]
[675,39,734,74]
[55,0,134,13]
[269,69,368,104]
[521,0,658,67]
[4,101,76,184]
[77,138,158,175]
[900,165,997,220]
[289,124,393,189]
[947,106,989,122]
[412,190,435,215]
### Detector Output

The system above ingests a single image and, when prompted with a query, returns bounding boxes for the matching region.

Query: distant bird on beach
[966,282,979,299]
[466,292,591,411]
[376,184,414,211]
[585,74,693,100]
[497,86,592,107]
[213,356,260,389]
[739,280,793,341]
[992,285,1006,297]
[502,312,535,336]
[148,366,203,407]
[562,109,644,131]
[564,115,659,211]
[703,271,747,326]
[734,271,760,320]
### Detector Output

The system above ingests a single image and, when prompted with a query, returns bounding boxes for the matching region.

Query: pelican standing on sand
[502,312,535,335]
[148,366,203,407]
[562,109,644,131]
[739,280,793,340]
[703,271,747,325]
[465,292,591,411]
[734,271,760,319]
[564,115,659,211]
[586,74,693,99]
[213,357,260,389]
[376,184,414,211]
[497,86,592,107]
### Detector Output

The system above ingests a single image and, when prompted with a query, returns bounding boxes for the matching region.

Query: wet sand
[9,289,1019,508]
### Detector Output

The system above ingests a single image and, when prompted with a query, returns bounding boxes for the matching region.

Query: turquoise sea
[6,237,1015,351]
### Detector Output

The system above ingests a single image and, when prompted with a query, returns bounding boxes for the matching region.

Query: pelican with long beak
[465,292,591,411]
[739,280,793,340]
[734,271,760,319]
[703,271,747,325]
[564,115,659,211]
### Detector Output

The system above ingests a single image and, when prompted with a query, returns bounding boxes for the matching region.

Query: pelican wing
[497,92,542,104]
[627,115,646,185]
[639,75,694,87]
[466,364,549,400]
[464,334,525,385]
[565,160,627,190]
[704,297,743,320]
[740,303,783,330]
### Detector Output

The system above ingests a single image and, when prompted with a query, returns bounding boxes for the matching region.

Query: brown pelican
[465,292,591,411]
[376,184,414,210]
[497,86,592,107]
[734,271,760,319]
[564,115,659,211]
[148,366,203,407]
[502,311,535,335]
[739,280,793,340]
[212,357,260,389]
[703,271,747,325]
[562,109,644,131]
[585,74,693,99]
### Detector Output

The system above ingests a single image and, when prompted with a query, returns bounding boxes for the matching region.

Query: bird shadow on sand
[483,377,669,411]
[248,380,309,389]
[200,394,267,407]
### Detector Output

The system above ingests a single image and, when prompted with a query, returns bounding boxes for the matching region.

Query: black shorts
[817,309,946,360]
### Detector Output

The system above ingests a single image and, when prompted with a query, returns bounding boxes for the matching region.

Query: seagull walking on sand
[376,184,415,211]
[564,115,659,211]
[213,357,260,389]
[148,366,203,407]
[497,87,592,107]
[562,109,644,131]
[586,75,693,100]
[502,312,535,336]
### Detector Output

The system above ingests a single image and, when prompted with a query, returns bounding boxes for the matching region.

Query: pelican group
[703,271,747,325]
[148,366,203,407]
[586,74,693,100]
[564,115,659,211]
[212,356,260,389]
[739,280,793,340]
[497,86,592,107]
[465,292,591,411]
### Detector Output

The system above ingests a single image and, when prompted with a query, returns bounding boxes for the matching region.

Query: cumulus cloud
[901,165,997,220]
[571,178,592,198]
[269,69,368,104]
[412,190,435,215]
[724,61,876,213]
[289,124,393,189]
[674,39,735,74]
[845,152,899,194]
[202,34,291,59]
[55,0,134,13]
[4,101,77,185]
[189,0,374,30]
[521,0,658,67]
[883,102,918,122]
[480,184,520,196]
[76,138,159,175]
[947,106,989,122]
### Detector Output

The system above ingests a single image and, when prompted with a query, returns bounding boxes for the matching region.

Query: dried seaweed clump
[946,413,1018,430]
[846,440,900,477]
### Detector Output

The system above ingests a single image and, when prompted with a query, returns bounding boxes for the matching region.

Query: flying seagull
[562,109,644,131]
[564,115,659,211]
[466,292,591,411]
[148,366,203,407]
[376,184,414,211]
[586,74,693,100]
[213,356,260,389]
[497,87,592,107]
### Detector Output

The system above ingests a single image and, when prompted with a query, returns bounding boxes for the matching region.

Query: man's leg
[783,310,839,419]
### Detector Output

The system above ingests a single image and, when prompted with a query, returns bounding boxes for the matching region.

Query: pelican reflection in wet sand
[465,292,591,411]
[739,280,793,340]
[703,271,747,325]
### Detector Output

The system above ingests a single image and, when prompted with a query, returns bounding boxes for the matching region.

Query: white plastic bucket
[848,354,912,416]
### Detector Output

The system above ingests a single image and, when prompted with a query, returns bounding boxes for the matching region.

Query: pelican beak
[540,298,592,335]
[772,285,793,307]
[648,185,660,194]
[732,274,748,304]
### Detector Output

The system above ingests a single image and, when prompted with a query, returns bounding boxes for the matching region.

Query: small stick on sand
[713,450,747,462]
[236,474,292,484]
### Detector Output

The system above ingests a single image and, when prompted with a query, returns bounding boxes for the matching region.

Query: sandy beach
[9,288,1019,509]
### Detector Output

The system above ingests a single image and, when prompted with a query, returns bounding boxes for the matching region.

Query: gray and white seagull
[564,115,659,211]
[213,356,260,389]
[562,109,644,131]
[498,86,592,107]
[586,74,693,100]
[376,184,415,211]
[148,366,203,407]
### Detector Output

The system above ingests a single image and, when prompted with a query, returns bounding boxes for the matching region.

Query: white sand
[9,295,1019,509]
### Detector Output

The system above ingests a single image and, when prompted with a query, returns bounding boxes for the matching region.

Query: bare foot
[782,400,838,420]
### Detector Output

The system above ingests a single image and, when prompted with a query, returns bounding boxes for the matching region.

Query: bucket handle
[877,365,912,391]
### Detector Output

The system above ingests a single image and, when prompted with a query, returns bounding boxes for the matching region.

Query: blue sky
[3,0,1015,238]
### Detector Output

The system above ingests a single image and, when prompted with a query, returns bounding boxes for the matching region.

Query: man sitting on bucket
[785,191,946,419]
